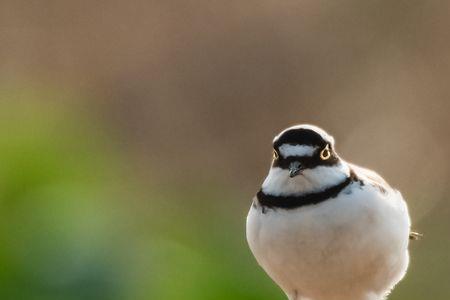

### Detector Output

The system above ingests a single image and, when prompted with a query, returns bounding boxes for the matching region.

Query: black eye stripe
[272,152,338,169]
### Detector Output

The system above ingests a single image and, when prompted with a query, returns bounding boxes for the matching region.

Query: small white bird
[247,124,417,300]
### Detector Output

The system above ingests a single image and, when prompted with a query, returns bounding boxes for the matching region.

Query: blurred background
[0,1,449,299]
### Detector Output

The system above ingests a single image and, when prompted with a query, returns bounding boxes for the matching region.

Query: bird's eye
[320,144,331,160]
[273,149,279,160]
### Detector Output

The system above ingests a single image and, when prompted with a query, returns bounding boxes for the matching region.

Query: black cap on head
[273,125,334,149]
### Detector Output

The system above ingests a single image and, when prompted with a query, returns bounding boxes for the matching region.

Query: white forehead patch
[278,144,318,158]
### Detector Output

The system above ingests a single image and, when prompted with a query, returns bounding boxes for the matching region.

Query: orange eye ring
[273,150,279,160]
[320,144,331,160]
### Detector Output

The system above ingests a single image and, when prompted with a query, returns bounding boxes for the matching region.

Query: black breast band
[256,169,360,209]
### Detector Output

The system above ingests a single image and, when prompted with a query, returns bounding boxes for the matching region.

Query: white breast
[246,176,410,300]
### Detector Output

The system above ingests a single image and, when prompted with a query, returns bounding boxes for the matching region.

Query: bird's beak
[289,161,303,178]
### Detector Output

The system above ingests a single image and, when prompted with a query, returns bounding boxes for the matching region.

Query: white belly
[246,183,410,300]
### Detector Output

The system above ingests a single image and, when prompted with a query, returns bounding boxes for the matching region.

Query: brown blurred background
[0,1,449,299]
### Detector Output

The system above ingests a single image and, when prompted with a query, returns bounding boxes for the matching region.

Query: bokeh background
[1,1,449,299]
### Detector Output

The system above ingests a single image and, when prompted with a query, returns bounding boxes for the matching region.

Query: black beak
[289,161,303,178]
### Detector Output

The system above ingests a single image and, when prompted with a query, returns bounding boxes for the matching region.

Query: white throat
[261,161,350,196]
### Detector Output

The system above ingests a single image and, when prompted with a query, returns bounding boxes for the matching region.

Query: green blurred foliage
[0,88,125,299]
[0,87,285,300]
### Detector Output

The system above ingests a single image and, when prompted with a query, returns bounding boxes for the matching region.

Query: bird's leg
[409,231,423,240]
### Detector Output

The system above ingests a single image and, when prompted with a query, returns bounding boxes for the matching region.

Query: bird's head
[262,124,350,196]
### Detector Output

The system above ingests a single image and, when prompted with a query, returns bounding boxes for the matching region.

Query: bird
[246,124,417,300]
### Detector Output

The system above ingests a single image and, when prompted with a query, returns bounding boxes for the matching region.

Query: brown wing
[349,163,390,188]
[350,163,421,241]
